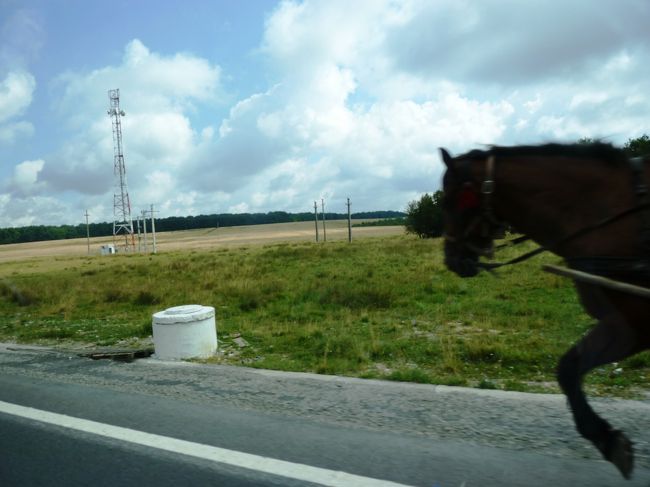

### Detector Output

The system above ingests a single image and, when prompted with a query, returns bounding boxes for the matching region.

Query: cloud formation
[9,159,44,195]
[0,70,35,145]
[2,0,649,227]
[387,0,650,85]
[40,39,222,197]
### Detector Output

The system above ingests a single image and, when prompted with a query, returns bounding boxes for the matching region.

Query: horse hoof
[607,430,634,479]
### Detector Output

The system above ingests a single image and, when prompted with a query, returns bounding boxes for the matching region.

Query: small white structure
[152,305,217,360]
[100,244,116,255]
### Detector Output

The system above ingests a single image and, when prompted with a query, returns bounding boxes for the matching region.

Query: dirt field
[0,220,404,264]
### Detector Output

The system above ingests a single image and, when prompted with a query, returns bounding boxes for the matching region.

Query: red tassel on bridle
[458,184,480,210]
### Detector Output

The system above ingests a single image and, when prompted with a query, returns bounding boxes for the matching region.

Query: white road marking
[0,400,412,487]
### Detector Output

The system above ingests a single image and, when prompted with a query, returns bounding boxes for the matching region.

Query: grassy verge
[1,235,648,397]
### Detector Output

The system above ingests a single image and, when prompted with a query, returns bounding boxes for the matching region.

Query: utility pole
[313,201,319,242]
[136,214,142,252]
[84,210,90,254]
[150,204,157,254]
[142,209,148,253]
[347,197,352,242]
[321,198,326,242]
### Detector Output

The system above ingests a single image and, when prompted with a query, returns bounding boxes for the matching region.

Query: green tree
[624,134,650,157]
[405,191,443,238]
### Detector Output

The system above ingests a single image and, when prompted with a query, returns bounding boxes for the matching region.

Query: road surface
[1,343,649,486]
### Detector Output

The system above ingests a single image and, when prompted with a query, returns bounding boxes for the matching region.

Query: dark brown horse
[440,142,650,479]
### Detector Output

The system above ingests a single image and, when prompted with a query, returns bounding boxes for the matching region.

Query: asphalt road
[1,343,649,486]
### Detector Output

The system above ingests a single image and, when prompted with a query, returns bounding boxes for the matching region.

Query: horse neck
[491,154,635,256]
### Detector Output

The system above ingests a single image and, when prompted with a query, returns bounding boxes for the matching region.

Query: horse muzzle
[444,241,480,278]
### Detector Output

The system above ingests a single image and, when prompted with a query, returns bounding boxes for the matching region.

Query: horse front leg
[556,315,638,479]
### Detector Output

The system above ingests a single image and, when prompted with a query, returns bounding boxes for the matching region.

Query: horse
[440,142,650,479]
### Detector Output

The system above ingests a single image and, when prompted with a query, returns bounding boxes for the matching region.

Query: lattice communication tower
[107,89,135,252]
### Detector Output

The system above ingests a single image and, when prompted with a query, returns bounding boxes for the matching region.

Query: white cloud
[10,159,44,194]
[184,0,518,215]
[0,120,33,144]
[537,115,590,140]
[229,202,250,213]
[0,70,35,122]
[53,38,222,130]
[188,1,518,213]
[0,193,67,228]
[0,70,35,144]
[120,39,220,104]
[124,112,195,167]
[32,39,224,223]
[386,0,650,85]
[215,0,647,213]
[524,94,543,114]
[140,170,174,204]
[569,92,609,110]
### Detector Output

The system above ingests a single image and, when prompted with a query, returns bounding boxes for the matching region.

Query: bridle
[444,154,503,259]
[445,153,650,273]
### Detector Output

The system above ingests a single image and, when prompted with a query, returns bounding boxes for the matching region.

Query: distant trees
[578,134,650,157]
[405,191,443,239]
[624,134,650,157]
[0,222,113,245]
[0,210,406,245]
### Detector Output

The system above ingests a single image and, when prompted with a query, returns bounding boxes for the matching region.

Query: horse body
[440,143,650,479]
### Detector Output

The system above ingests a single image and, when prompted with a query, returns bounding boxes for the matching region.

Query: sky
[1,0,649,228]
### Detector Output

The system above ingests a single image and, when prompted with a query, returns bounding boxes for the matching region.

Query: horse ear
[440,148,453,167]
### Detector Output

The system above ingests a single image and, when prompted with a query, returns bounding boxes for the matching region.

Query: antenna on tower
[107,88,135,252]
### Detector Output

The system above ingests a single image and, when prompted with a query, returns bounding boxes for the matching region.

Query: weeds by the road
[1,234,648,397]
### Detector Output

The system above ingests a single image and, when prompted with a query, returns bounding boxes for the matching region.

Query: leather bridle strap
[445,154,498,246]
[481,155,497,228]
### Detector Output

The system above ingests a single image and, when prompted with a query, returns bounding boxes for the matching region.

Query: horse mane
[456,142,627,165]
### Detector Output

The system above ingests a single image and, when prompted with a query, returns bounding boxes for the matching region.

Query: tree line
[0,210,406,245]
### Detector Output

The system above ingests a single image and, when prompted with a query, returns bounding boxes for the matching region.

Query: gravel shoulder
[2,342,650,470]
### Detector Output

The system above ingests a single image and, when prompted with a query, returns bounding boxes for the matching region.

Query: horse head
[440,147,503,278]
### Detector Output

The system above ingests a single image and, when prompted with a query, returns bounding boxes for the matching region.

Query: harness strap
[482,202,650,271]
[483,156,496,216]
[479,245,546,271]
[494,235,530,250]
[566,256,650,283]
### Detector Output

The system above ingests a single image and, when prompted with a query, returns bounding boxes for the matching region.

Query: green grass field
[1,233,648,397]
